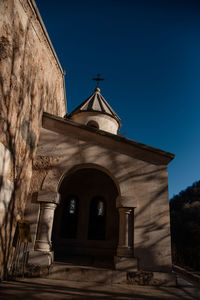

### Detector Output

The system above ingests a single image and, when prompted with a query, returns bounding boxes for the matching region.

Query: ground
[0,275,200,300]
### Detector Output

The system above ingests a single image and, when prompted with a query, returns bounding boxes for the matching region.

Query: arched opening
[60,195,79,239]
[52,167,119,265]
[88,196,106,240]
[87,120,99,129]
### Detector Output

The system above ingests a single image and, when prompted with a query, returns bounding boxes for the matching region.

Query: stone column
[28,191,60,266]
[34,202,57,252]
[114,197,138,271]
[116,207,134,257]
[34,191,60,252]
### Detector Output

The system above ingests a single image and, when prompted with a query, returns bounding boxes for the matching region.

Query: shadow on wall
[0,0,172,279]
[0,2,61,279]
[26,135,173,274]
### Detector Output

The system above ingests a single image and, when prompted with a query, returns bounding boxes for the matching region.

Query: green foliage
[170,181,200,271]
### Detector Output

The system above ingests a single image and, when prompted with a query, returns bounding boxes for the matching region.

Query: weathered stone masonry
[0,0,66,279]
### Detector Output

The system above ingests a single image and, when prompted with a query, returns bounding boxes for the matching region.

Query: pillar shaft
[117,207,134,257]
[35,202,57,251]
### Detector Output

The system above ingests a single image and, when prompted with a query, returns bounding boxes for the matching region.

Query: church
[0,0,175,285]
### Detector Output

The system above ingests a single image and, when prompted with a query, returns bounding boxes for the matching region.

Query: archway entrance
[52,167,119,266]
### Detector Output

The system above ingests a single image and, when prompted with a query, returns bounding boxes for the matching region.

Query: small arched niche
[87,120,99,129]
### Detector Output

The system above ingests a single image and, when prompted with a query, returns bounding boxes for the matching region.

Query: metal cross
[92,73,104,87]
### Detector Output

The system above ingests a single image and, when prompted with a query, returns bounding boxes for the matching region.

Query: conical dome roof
[68,87,121,126]
[68,87,121,134]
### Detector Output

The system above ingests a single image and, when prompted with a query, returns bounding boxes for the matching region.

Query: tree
[170,181,200,271]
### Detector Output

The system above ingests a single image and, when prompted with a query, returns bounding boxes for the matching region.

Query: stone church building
[0,0,175,284]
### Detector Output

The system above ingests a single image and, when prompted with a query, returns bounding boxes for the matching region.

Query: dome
[68,87,121,134]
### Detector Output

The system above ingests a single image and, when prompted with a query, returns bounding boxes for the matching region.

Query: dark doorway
[52,167,119,263]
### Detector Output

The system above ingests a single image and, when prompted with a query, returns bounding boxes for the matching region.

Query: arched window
[97,200,104,216]
[87,120,99,129]
[69,198,76,214]
[60,195,79,239]
[88,196,106,240]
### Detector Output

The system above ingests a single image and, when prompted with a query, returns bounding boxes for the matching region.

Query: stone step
[24,260,177,286]
[47,262,126,284]
[53,255,114,269]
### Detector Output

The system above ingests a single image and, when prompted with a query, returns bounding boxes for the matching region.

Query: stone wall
[28,116,173,273]
[0,0,66,279]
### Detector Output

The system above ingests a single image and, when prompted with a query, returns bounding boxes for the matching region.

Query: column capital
[116,196,137,208]
[118,207,133,215]
[37,190,60,204]
[40,202,57,210]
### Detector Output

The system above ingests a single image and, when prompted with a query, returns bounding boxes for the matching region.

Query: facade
[27,85,175,280]
[0,0,175,284]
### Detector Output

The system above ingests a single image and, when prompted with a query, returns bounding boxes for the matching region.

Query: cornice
[42,112,175,166]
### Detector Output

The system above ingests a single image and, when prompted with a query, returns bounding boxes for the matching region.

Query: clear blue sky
[35,0,200,199]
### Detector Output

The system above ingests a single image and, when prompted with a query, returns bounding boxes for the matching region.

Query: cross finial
[92,73,104,88]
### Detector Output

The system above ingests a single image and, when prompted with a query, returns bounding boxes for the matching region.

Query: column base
[28,250,54,266]
[116,246,133,257]
[34,240,51,252]
[114,256,138,271]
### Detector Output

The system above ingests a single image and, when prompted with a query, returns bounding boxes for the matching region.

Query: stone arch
[57,163,121,196]
[52,163,120,262]
[41,163,127,200]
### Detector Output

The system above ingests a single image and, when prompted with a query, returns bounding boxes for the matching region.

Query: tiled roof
[68,87,121,125]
